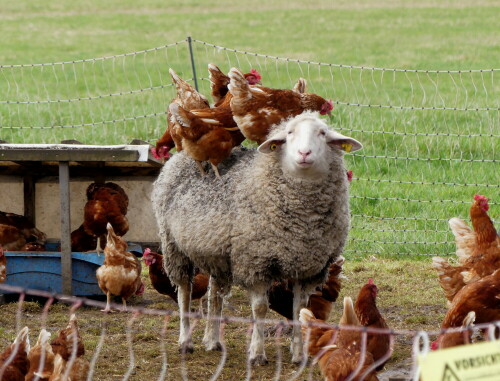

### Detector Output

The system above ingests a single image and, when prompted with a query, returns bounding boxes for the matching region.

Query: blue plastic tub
[3,242,143,296]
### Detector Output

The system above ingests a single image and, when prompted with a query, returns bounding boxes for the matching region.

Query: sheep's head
[258,112,362,180]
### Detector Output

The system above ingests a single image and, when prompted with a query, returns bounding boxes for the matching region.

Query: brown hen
[208,64,262,106]
[81,182,129,254]
[268,256,344,321]
[354,279,391,370]
[228,67,333,144]
[26,329,55,381]
[169,102,241,178]
[153,69,210,160]
[96,223,144,313]
[0,211,47,251]
[0,326,30,381]
[433,194,500,302]
[143,248,209,303]
[50,314,89,381]
[300,297,379,381]
[432,269,500,349]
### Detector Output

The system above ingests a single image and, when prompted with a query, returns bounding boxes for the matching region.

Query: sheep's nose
[298,149,311,159]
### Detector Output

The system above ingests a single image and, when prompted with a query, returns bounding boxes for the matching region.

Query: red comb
[249,69,262,82]
[151,147,161,160]
[368,278,374,285]
[347,170,353,182]
[474,194,489,202]
[430,340,439,351]
[143,248,151,256]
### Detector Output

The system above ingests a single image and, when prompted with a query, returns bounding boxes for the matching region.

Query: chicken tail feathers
[169,103,192,128]
[463,311,476,327]
[14,326,30,353]
[293,78,307,94]
[339,296,359,326]
[228,67,251,100]
[208,63,230,102]
[299,308,316,325]
[449,217,475,262]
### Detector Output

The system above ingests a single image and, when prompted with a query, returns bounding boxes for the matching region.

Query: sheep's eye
[320,130,326,136]
[287,131,292,135]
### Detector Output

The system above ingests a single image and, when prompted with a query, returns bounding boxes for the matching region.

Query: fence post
[186,36,199,91]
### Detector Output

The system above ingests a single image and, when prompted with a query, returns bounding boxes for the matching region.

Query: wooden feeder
[0,140,162,296]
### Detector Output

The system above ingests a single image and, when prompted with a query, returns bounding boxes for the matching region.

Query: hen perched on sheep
[151,112,362,364]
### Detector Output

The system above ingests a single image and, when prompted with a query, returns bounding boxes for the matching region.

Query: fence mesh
[1,283,497,380]
[0,36,498,257]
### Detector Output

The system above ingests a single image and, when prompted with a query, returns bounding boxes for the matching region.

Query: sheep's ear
[258,131,287,153]
[326,130,363,153]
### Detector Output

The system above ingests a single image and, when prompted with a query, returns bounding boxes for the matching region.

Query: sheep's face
[258,113,362,180]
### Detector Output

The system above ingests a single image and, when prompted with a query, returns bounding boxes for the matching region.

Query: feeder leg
[96,237,101,256]
[59,162,72,295]
[122,298,128,312]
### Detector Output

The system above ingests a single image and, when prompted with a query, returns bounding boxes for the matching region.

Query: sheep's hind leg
[248,285,269,365]
[178,281,194,353]
[291,282,310,364]
[203,276,224,351]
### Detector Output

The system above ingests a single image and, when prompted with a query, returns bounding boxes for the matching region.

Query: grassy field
[0,1,499,379]
[0,0,498,257]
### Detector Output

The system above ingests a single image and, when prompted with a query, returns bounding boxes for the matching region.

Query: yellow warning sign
[419,341,500,381]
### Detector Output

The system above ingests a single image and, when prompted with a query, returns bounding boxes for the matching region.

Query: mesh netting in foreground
[0,284,499,380]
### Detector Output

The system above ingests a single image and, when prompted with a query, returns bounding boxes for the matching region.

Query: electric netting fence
[1,284,498,380]
[1,37,498,258]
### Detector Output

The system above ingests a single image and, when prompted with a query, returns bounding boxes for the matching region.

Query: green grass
[0,3,498,377]
[1,1,499,256]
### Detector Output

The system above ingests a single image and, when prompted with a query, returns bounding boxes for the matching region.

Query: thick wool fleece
[151,134,351,290]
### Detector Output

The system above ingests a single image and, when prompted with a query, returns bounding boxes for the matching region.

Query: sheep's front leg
[291,282,309,364]
[248,286,269,365]
[178,281,194,353]
[203,276,224,351]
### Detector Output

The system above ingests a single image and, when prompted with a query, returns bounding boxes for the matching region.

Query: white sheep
[151,111,362,365]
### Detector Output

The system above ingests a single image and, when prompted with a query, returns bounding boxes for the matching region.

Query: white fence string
[1,284,496,381]
[0,37,498,257]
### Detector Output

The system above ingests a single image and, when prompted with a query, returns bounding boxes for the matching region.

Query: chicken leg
[196,161,207,176]
[210,163,222,180]
[101,291,112,313]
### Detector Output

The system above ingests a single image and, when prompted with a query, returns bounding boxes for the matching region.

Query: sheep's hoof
[250,354,268,366]
[179,342,194,354]
[205,342,223,351]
